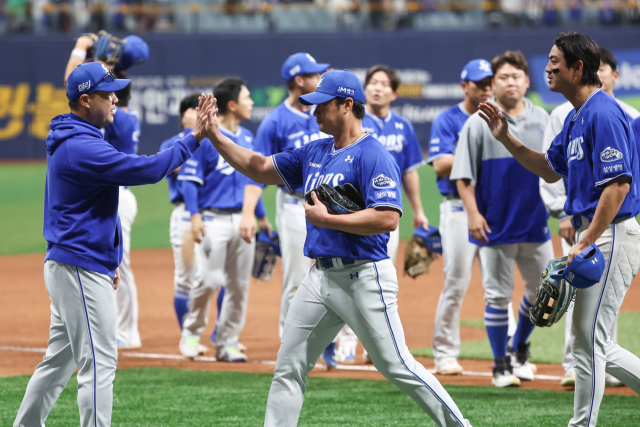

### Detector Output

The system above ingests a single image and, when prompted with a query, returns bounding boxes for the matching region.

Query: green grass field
[2,368,638,426]
[0,162,560,256]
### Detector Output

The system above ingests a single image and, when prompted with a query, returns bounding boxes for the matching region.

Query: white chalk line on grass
[0,346,564,381]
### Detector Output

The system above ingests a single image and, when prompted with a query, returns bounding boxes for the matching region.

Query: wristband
[71,49,87,61]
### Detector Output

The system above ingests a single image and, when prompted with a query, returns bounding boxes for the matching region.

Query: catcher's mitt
[529,256,576,327]
[95,31,127,66]
[404,226,441,278]
[305,183,365,215]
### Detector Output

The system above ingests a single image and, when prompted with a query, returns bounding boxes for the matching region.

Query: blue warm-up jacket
[44,113,200,277]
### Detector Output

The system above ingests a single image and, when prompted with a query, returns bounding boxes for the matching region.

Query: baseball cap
[117,35,150,71]
[554,244,605,289]
[67,62,130,101]
[413,225,442,254]
[460,59,493,82]
[281,53,330,83]
[299,70,365,106]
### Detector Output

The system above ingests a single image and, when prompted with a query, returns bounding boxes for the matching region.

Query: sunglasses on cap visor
[94,68,117,89]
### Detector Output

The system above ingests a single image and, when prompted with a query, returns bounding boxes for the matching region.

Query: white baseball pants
[115,187,140,347]
[387,226,400,265]
[264,259,472,427]
[169,203,197,295]
[15,260,117,427]
[182,211,254,348]
[275,189,312,339]
[569,218,640,427]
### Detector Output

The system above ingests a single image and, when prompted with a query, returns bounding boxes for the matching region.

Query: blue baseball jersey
[427,104,470,196]
[103,107,140,155]
[362,110,425,174]
[633,116,640,148]
[272,134,402,261]
[254,100,326,193]
[178,125,259,210]
[159,129,191,204]
[546,89,640,221]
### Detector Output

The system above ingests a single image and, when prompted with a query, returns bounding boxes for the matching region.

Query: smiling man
[14,62,208,427]
[477,32,640,426]
[197,70,473,427]
[450,51,553,387]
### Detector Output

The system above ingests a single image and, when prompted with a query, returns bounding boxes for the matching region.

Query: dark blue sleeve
[255,197,267,219]
[360,148,403,215]
[592,109,635,187]
[69,133,199,186]
[272,146,305,193]
[177,142,207,186]
[402,121,425,172]
[427,113,457,164]
[182,180,200,216]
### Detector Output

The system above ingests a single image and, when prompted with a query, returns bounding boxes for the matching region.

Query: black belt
[571,215,628,230]
[204,207,243,214]
[316,257,357,270]
[444,193,460,200]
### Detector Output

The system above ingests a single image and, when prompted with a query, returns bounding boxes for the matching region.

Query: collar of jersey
[219,124,242,138]
[457,103,471,117]
[572,88,600,122]
[330,132,368,155]
[365,109,392,127]
[284,99,314,120]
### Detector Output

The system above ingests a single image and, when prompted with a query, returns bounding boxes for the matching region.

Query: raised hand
[205,97,221,141]
[192,93,213,142]
[478,102,510,143]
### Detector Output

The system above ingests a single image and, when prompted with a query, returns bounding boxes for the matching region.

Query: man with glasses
[13,63,208,427]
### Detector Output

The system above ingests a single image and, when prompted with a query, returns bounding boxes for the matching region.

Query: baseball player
[199,70,473,427]
[177,78,271,361]
[338,64,429,364]
[248,53,337,366]
[451,51,554,387]
[479,31,640,426]
[14,63,209,427]
[540,46,639,387]
[428,59,511,376]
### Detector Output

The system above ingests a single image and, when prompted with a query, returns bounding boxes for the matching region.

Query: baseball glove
[403,227,441,278]
[94,31,127,66]
[529,256,576,327]
[305,183,365,215]
[252,231,281,281]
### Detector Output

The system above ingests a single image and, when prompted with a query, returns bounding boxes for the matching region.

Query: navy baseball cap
[67,62,130,101]
[554,244,605,289]
[281,53,330,83]
[299,70,365,106]
[117,35,149,71]
[460,59,493,82]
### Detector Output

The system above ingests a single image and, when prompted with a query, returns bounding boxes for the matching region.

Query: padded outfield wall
[1,28,640,159]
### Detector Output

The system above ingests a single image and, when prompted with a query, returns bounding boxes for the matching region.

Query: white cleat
[513,361,535,381]
[198,344,208,355]
[492,356,521,388]
[217,346,247,362]
[236,342,248,352]
[605,373,623,387]
[435,360,464,375]
[179,336,200,359]
[561,369,576,387]
[509,342,536,380]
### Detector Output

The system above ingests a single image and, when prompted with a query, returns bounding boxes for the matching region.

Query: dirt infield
[1,237,638,395]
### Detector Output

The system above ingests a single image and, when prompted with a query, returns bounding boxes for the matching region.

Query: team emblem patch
[337,86,355,96]
[600,147,623,162]
[372,174,397,189]
[77,80,91,92]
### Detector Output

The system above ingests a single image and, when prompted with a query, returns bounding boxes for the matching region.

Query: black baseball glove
[305,183,365,215]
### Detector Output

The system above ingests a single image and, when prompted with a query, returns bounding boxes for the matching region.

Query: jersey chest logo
[216,156,235,175]
[567,136,584,165]
[377,134,404,153]
[304,170,345,193]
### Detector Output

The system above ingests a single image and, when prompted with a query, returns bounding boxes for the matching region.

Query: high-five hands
[478,102,510,143]
[192,93,213,142]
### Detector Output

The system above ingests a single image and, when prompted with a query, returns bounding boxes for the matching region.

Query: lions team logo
[372,174,397,189]
[77,80,91,92]
[600,147,623,162]
[479,60,491,72]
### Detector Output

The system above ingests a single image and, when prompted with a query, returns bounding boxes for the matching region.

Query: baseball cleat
[217,346,247,362]
[236,342,248,352]
[435,360,464,375]
[198,344,208,355]
[492,356,521,388]
[561,369,576,387]
[605,373,623,387]
[322,343,338,370]
[117,339,142,350]
[362,349,372,364]
[510,342,535,381]
[179,336,200,359]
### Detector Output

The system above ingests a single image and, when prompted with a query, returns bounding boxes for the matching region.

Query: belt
[445,193,460,200]
[571,215,629,231]
[315,257,357,270]
[203,207,243,215]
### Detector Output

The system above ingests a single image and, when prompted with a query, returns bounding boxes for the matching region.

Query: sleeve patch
[372,174,397,189]
[375,190,397,199]
[602,163,625,174]
[600,147,623,162]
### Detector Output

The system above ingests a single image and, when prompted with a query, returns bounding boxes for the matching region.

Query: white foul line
[0,346,563,381]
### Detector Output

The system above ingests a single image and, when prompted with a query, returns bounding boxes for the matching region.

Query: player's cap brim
[466,70,493,82]
[93,78,131,94]
[303,62,330,75]
[299,91,335,106]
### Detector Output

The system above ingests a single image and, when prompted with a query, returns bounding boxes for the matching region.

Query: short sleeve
[545,132,568,178]
[592,110,634,187]
[427,113,457,164]
[254,117,278,157]
[272,146,305,193]
[402,121,425,173]
[449,118,480,186]
[177,142,206,185]
[359,148,403,215]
